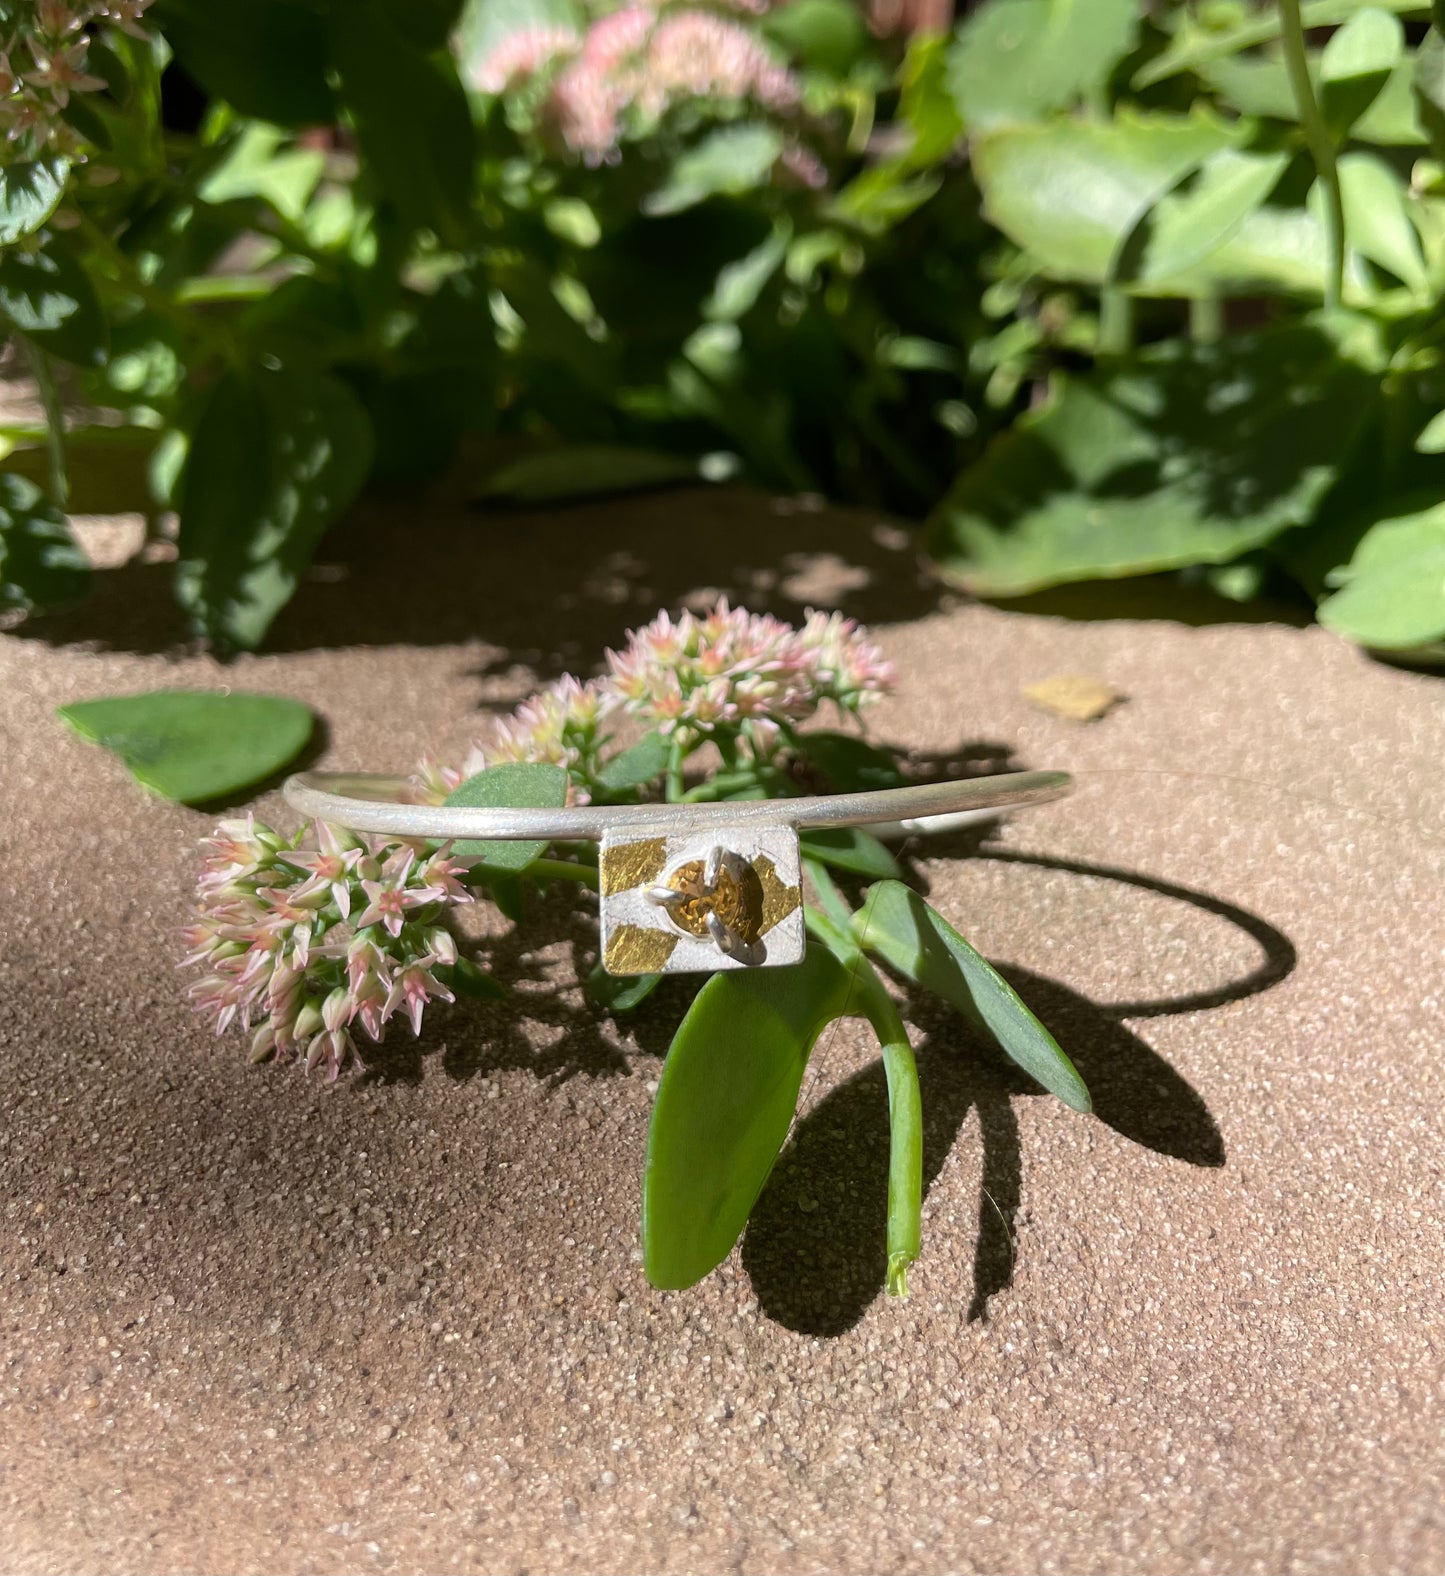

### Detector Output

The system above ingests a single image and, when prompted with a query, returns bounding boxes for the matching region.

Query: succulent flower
[185,602,894,1078]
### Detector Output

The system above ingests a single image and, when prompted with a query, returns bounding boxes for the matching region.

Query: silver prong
[645,884,688,910]
[703,844,724,889]
[706,910,766,967]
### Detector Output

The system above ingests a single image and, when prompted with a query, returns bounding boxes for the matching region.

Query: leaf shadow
[740,849,1294,1338]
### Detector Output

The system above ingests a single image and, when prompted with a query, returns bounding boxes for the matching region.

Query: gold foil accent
[753,854,801,937]
[604,923,679,976]
[601,836,668,897]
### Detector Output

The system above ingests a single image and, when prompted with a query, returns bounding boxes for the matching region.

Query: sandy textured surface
[2,487,1444,1575]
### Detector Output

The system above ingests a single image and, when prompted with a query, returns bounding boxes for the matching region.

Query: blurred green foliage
[1,0,1444,656]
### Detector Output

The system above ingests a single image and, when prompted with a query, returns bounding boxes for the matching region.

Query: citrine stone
[665,858,765,945]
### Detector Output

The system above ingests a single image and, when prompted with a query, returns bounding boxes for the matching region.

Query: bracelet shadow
[740,848,1296,1339]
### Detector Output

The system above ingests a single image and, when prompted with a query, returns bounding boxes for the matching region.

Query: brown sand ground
[2,488,1443,1575]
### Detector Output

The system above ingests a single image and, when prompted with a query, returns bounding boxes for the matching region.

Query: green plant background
[3,0,1445,655]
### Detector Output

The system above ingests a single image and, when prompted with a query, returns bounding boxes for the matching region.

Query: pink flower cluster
[467,2,800,159]
[606,600,895,741]
[413,674,613,803]
[419,599,894,789]
[2,1,150,161]
[183,816,473,1081]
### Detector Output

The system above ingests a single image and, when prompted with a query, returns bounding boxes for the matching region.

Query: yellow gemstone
[664,858,765,945]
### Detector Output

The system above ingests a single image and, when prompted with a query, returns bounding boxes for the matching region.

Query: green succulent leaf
[0,158,69,246]
[175,364,373,652]
[595,731,673,792]
[1319,6,1404,138]
[800,827,903,880]
[925,325,1374,597]
[1316,499,1445,649]
[971,110,1244,287]
[796,731,905,793]
[642,944,854,1290]
[1328,152,1428,295]
[854,881,1090,1113]
[444,762,569,870]
[477,446,700,504]
[0,233,107,366]
[1415,27,1445,162]
[0,473,89,615]
[946,0,1139,132]
[585,961,663,1014]
[643,124,786,217]
[56,690,314,805]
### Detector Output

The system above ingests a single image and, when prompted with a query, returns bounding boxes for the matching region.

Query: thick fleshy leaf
[197,123,326,225]
[946,0,1138,132]
[1120,148,1289,293]
[643,124,785,217]
[0,159,68,246]
[1201,50,1420,145]
[154,0,336,127]
[595,731,672,792]
[1414,28,1445,163]
[642,944,853,1289]
[1316,499,1445,649]
[477,446,699,504]
[1327,152,1428,294]
[800,827,903,880]
[1320,6,1404,137]
[0,473,88,614]
[585,961,663,1014]
[175,364,373,651]
[761,0,867,76]
[444,762,569,869]
[925,325,1373,597]
[56,690,314,805]
[971,111,1243,286]
[855,881,1090,1112]
[0,234,107,366]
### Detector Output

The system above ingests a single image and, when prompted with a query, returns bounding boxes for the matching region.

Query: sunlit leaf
[0,158,68,246]
[0,233,107,366]
[800,827,903,880]
[643,944,853,1289]
[643,124,785,217]
[595,731,672,792]
[1319,6,1404,138]
[444,762,569,869]
[56,690,313,805]
[1316,498,1445,649]
[947,0,1139,132]
[855,881,1090,1112]
[972,110,1242,286]
[1327,152,1428,294]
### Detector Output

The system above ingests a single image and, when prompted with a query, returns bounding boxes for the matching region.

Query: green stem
[802,855,854,933]
[75,211,234,361]
[1190,292,1223,345]
[23,341,67,508]
[665,735,686,802]
[804,907,923,1297]
[1097,288,1135,358]
[525,857,599,890]
[1279,0,1344,311]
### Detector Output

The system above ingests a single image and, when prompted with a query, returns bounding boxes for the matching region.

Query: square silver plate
[598,824,805,976]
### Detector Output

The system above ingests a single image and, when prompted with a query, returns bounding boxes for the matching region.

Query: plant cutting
[181,602,1088,1298]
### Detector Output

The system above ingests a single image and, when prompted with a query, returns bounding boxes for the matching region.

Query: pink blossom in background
[467,23,581,93]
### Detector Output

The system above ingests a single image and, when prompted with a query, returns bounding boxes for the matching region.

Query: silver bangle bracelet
[282,768,1072,977]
